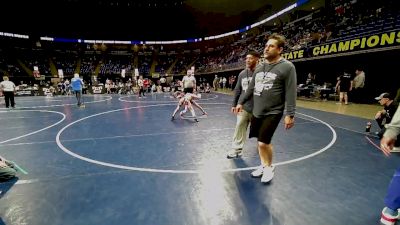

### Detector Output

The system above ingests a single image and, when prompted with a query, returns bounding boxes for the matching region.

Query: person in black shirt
[335,72,353,105]
[236,34,296,183]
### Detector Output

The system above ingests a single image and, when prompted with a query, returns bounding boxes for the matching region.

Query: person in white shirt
[352,68,365,103]
[222,77,227,89]
[182,70,196,93]
[0,76,16,108]
[137,76,145,98]
[160,76,167,92]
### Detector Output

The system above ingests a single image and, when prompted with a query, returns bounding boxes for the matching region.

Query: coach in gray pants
[0,155,17,181]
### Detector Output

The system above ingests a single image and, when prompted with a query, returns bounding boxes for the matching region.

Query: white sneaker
[251,165,264,178]
[226,149,243,159]
[261,165,275,183]
[380,207,400,225]
[391,147,400,153]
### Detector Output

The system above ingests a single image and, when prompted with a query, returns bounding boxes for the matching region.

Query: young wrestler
[171,93,206,122]
[188,93,207,116]
[171,92,198,122]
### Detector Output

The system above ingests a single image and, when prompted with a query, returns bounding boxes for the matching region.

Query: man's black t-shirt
[339,73,353,92]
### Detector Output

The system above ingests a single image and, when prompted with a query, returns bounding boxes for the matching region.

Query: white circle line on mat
[0,110,66,144]
[56,104,336,174]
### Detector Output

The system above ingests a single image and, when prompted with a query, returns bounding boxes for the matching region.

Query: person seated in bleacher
[304,73,316,98]
[48,86,56,97]
[199,83,205,93]
[205,83,211,93]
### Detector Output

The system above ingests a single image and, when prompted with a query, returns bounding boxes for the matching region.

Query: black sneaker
[171,116,175,121]
[194,118,199,122]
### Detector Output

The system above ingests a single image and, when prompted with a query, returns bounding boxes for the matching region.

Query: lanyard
[262,63,277,80]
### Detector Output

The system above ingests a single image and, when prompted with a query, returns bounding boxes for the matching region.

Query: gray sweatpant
[231,110,252,150]
[0,161,17,181]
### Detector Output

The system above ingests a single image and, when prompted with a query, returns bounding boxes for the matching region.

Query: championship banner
[282,30,400,60]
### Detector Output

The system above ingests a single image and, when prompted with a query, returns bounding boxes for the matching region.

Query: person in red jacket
[143,78,150,94]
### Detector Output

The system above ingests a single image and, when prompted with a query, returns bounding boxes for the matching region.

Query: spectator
[137,76,145,98]
[352,68,365,103]
[305,73,316,85]
[222,77,227,89]
[213,75,219,91]
[0,76,16,109]
[160,76,167,92]
[71,73,84,107]
[375,92,399,138]
[335,72,353,105]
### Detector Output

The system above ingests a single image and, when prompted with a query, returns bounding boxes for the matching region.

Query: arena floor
[0,93,398,225]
